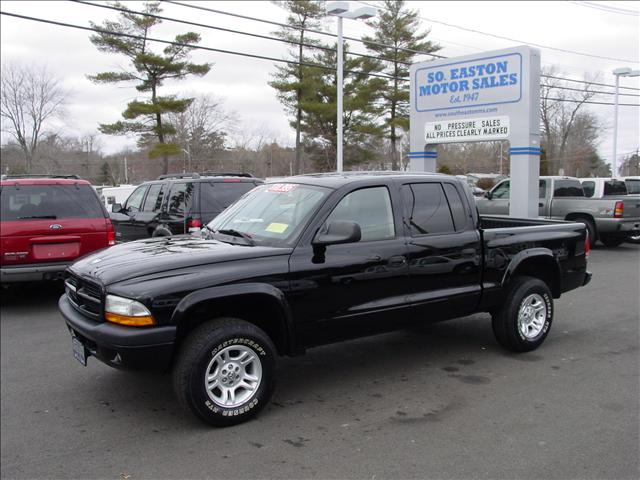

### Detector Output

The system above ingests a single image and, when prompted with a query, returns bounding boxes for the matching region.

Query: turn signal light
[614,201,624,218]
[106,219,116,246]
[105,312,155,327]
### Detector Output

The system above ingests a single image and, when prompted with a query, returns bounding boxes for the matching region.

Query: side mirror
[484,191,493,200]
[111,203,123,213]
[313,220,361,246]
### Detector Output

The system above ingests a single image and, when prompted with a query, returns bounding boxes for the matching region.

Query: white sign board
[409,46,541,218]
[425,116,510,143]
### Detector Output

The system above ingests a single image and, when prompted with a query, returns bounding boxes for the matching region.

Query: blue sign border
[414,53,523,113]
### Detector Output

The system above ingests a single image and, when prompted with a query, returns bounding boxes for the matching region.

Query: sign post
[409,46,541,217]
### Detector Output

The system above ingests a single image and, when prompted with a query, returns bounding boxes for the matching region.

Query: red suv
[0,175,115,283]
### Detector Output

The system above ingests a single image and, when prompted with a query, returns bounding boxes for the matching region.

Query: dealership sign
[409,45,541,218]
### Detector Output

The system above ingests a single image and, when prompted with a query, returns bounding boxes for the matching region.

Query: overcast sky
[1,0,639,170]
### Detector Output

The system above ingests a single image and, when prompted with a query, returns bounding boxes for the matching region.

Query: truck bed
[479,215,570,230]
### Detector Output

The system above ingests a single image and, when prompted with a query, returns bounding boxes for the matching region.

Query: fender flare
[501,247,562,296]
[171,283,298,355]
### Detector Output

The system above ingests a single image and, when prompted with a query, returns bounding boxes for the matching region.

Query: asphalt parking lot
[1,244,639,479]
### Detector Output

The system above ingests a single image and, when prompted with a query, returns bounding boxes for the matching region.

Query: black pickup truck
[59,173,592,426]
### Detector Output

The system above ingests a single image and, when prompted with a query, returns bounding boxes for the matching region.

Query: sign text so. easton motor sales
[414,52,522,113]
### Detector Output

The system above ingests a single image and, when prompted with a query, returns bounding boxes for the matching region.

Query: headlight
[104,295,155,327]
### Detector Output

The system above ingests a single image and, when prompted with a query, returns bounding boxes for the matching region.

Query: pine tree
[298,45,385,171]
[363,0,440,170]
[87,2,211,174]
[269,0,325,174]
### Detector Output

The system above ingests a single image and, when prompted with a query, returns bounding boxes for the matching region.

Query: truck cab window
[402,183,455,236]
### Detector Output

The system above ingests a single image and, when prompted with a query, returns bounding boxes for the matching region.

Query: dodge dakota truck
[477,176,640,247]
[59,173,592,426]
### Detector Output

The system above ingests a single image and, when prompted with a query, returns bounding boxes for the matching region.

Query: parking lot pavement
[1,244,638,480]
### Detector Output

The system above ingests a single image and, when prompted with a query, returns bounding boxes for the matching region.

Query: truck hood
[69,236,291,285]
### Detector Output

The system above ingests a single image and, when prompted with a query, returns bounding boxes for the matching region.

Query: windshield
[207,183,330,246]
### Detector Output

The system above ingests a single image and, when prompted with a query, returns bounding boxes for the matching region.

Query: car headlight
[104,295,155,327]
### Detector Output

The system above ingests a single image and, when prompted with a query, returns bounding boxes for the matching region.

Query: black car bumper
[59,294,176,371]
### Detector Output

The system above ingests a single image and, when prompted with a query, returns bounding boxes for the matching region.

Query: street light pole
[612,67,640,176]
[336,15,344,173]
[327,2,376,173]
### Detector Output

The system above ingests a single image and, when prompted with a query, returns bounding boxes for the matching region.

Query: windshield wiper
[206,226,255,245]
[17,215,57,220]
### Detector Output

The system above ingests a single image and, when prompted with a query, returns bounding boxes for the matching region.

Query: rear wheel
[574,217,596,248]
[492,276,554,352]
[173,317,276,427]
[627,233,640,244]
[600,236,624,247]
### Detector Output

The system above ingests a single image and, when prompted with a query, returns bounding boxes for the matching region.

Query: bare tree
[168,95,237,172]
[540,66,598,175]
[1,64,68,173]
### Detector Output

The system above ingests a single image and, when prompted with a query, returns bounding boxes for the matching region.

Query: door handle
[367,254,382,261]
[388,255,407,267]
[539,203,544,207]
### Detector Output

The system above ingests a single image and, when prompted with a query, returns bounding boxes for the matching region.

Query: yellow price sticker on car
[265,223,289,234]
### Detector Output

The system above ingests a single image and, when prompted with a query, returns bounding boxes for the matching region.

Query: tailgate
[621,195,640,218]
[0,218,108,266]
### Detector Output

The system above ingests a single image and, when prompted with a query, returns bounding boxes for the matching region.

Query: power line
[0,10,399,81]
[165,0,445,59]
[357,0,639,64]
[2,9,639,109]
[541,84,640,98]
[71,0,396,66]
[570,1,640,16]
[167,0,640,91]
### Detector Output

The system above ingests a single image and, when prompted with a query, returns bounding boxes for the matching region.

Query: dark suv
[110,173,263,242]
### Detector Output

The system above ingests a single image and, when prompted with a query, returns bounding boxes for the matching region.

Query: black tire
[627,234,640,245]
[574,217,596,247]
[152,226,172,237]
[172,317,277,427]
[491,276,554,352]
[600,236,624,247]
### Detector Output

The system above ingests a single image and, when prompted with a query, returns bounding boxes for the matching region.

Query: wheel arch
[564,213,597,240]
[502,248,562,298]
[171,283,298,356]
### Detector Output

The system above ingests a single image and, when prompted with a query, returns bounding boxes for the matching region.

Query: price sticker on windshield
[267,183,298,193]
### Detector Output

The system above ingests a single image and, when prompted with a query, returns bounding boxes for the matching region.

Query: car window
[326,187,395,242]
[603,180,627,196]
[492,181,510,199]
[443,183,469,231]
[142,184,164,212]
[200,182,257,212]
[582,181,595,198]
[0,184,105,221]
[539,180,547,199]
[125,186,148,213]
[554,180,584,197]
[167,182,194,215]
[402,183,454,236]
[625,179,640,194]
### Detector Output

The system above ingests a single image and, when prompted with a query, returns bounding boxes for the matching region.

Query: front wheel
[491,276,554,352]
[173,318,277,427]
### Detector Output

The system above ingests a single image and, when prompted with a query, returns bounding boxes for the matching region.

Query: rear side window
[582,181,595,198]
[626,179,640,194]
[554,180,584,197]
[142,184,164,212]
[0,184,105,221]
[200,182,256,212]
[402,183,454,236]
[603,180,627,196]
[443,183,469,231]
[167,182,194,215]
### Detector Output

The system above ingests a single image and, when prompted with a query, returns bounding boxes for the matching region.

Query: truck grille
[65,274,103,319]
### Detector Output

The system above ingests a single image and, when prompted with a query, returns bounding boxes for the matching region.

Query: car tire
[627,234,640,244]
[152,226,172,237]
[600,236,624,247]
[491,276,554,352]
[172,317,277,427]
[574,217,596,247]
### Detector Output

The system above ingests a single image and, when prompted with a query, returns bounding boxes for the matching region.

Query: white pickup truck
[477,176,640,247]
